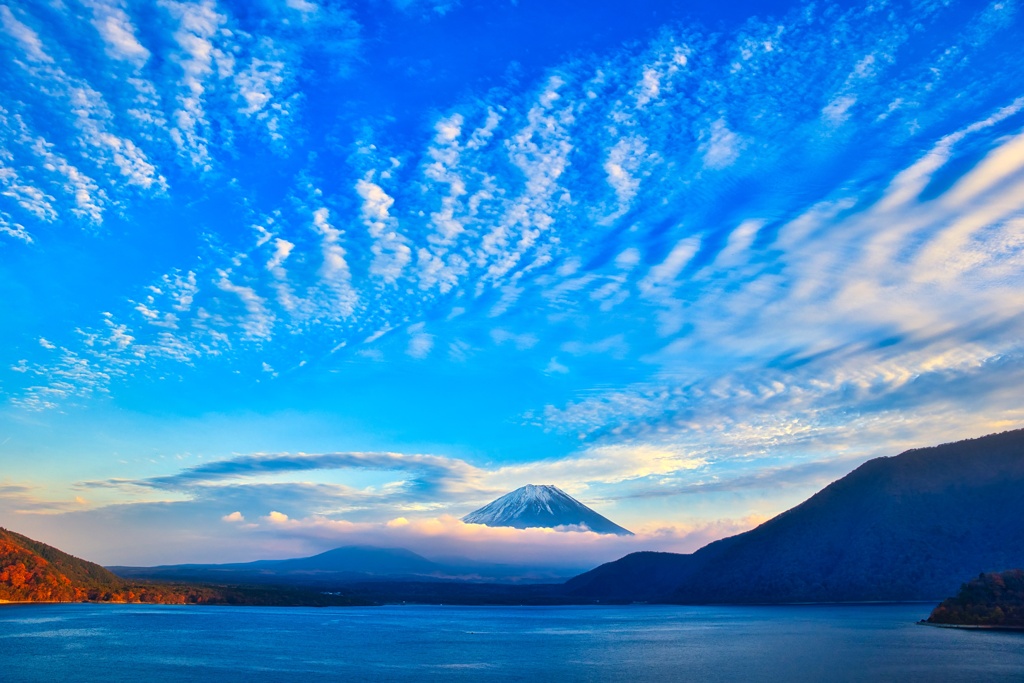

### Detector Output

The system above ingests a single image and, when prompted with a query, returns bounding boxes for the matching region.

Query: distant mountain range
[462,484,633,536]
[109,544,584,586]
[566,429,1024,603]
[110,546,438,583]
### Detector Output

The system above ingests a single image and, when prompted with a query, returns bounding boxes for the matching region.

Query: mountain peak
[462,484,633,536]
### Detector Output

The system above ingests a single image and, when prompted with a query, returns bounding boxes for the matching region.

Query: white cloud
[713,219,763,267]
[700,118,743,169]
[166,271,199,312]
[491,444,706,492]
[0,6,52,63]
[0,32,166,196]
[476,75,575,284]
[162,0,227,168]
[236,54,285,118]
[635,67,661,108]
[407,332,434,359]
[639,236,701,296]
[561,334,629,359]
[32,143,105,224]
[82,0,151,66]
[822,95,856,125]
[311,207,357,318]
[266,238,294,272]
[466,108,500,150]
[363,326,393,344]
[356,176,412,284]
[603,135,647,219]
[0,212,31,243]
[941,127,1024,209]
[545,357,569,375]
[491,328,538,350]
[11,344,120,412]
[0,168,56,221]
[215,272,275,340]
[615,248,640,269]
[233,37,296,143]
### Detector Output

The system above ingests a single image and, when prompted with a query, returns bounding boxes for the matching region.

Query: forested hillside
[927,570,1024,627]
[567,429,1024,603]
[0,527,368,605]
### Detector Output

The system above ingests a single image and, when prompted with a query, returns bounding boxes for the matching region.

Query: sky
[0,0,1022,568]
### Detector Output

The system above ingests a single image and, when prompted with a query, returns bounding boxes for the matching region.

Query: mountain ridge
[109,543,584,585]
[567,428,1024,603]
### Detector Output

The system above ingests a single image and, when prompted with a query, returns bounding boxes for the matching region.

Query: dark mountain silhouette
[463,484,633,536]
[567,429,1024,603]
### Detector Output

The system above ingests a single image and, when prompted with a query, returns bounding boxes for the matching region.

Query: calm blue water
[1,603,1022,682]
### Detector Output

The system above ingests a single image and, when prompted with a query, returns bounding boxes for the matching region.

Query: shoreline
[918,620,1024,632]
[3,598,936,609]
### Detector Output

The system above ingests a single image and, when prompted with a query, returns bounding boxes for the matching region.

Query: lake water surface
[1,603,1022,681]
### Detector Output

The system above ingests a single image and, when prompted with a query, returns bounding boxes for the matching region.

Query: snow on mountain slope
[462,485,633,536]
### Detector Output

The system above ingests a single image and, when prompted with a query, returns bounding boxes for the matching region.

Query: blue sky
[0,0,1022,567]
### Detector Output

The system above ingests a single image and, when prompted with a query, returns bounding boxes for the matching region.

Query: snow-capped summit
[462,484,633,536]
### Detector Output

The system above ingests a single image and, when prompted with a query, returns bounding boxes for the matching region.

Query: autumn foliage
[927,569,1024,627]
[0,536,81,601]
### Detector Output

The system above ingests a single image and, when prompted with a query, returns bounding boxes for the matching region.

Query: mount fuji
[462,485,633,536]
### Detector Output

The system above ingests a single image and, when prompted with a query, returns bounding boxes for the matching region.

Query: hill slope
[567,429,1024,603]
[463,484,633,536]
[0,527,114,601]
[0,527,368,605]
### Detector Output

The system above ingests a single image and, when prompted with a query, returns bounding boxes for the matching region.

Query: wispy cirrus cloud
[6,3,1021,471]
[0,0,358,241]
[1,0,1023,565]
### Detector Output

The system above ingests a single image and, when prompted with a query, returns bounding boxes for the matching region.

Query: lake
[1,603,1022,681]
